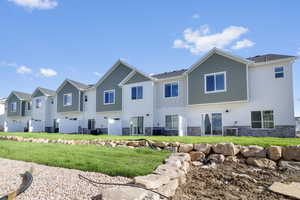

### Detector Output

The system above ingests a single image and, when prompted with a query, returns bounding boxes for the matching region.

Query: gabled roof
[32,87,56,97]
[151,69,187,79]
[9,91,31,101]
[56,79,91,93]
[185,48,253,74]
[95,59,153,88]
[247,54,297,63]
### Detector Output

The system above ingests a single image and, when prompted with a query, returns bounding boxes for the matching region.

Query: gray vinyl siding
[125,72,150,85]
[57,82,80,112]
[80,91,84,112]
[188,53,248,105]
[32,90,44,98]
[7,94,21,117]
[96,63,133,112]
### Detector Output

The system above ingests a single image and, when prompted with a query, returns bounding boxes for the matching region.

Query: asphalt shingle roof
[247,54,295,63]
[67,79,91,90]
[151,69,187,79]
[12,91,31,101]
[39,88,56,96]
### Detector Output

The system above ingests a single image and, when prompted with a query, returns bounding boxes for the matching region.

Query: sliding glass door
[130,116,144,135]
[202,113,223,136]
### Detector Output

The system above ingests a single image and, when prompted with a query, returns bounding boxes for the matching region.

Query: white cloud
[231,39,255,50]
[192,14,200,19]
[173,25,251,54]
[93,72,102,77]
[39,68,57,77]
[17,65,32,74]
[0,61,18,68]
[8,0,58,10]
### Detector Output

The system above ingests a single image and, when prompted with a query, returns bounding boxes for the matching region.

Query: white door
[108,118,122,135]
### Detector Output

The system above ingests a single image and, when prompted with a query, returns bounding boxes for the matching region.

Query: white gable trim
[250,57,298,67]
[95,59,155,88]
[31,88,48,98]
[184,48,253,75]
[56,79,82,94]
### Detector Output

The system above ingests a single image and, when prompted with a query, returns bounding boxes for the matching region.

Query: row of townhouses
[2,48,298,137]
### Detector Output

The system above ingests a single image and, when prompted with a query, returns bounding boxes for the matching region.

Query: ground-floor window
[251,110,274,129]
[165,115,179,130]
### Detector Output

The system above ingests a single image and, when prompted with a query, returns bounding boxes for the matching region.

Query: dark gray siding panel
[7,94,21,117]
[96,63,132,112]
[32,90,44,98]
[57,82,80,112]
[125,72,150,85]
[188,53,248,105]
[80,91,83,112]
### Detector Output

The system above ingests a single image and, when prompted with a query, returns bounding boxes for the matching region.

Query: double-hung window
[10,102,17,112]
[251,110,274,129]
[165,115,179,130]
[205,72,226,93]
[104,90,115,105]
[165,82,178,98]
[131,86,143,100]
[63,93,72,106]
[275,66,284,78]
[36,99,42,109]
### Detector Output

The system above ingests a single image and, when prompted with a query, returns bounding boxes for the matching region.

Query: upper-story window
[27,101,32,110]
[10,102,17,112]
[104,90,115,105]
[205,72,226,93]
[275,66,284,78]
[36,99,42,109]
[131,86,143,100]
[165,82,178,98]
[63,93,72,106]
[251,110,274,129]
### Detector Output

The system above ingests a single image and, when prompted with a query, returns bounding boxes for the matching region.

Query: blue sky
[0,0,299,116]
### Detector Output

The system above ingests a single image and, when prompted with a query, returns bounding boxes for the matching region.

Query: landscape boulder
[99,187,154,200]
[267,146,282,161]
[282,146,300,161]
[193,143,211,154]
[154,179,179,198]
[246,157,276,169]
[126,141,140,147]
[134,174,170,189]
[153,142,168,148]
[178,144,193,153]
[208,154,225,164]
[279,161,300,171]
[212,143,240,156]
[241,145,266,158]
[189,151,205,161]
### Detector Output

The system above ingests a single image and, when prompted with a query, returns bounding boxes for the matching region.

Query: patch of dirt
[173,160,300,200]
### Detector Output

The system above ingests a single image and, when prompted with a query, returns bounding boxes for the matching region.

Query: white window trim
[204,71,227,94]
[163,81,179,99]
[165,114,179,130]
[103,89,115,105]
[63,93,73,106]
[10,102,17,112]
[131,86,143,100]
[274,66,285,79]
[251,110,275,129]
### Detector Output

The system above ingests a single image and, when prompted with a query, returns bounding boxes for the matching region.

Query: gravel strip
[0,158,132,200]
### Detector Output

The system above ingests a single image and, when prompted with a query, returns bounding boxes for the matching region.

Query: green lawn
[0,140,169,177]
[1,132,300,147]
